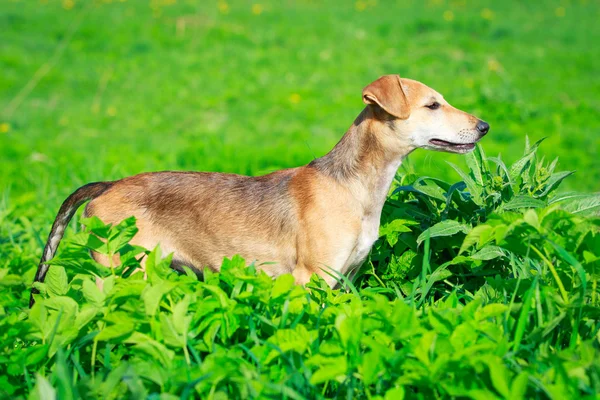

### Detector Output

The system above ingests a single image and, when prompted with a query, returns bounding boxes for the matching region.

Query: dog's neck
[310,106,414,212]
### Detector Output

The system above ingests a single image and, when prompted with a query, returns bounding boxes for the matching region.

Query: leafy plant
[1,141,599,399]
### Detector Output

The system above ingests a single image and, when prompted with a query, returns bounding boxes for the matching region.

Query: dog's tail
[29,181,113,307]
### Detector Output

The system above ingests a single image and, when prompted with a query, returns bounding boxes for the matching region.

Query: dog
[30,75,489,306]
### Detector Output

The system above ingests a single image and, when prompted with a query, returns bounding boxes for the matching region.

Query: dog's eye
[425,102,441,110]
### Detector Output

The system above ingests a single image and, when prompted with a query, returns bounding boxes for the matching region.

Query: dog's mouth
[429,139,476,152]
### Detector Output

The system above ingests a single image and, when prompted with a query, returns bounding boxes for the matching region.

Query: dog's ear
[362,75,410,119]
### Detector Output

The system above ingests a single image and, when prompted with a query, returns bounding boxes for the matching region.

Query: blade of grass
[513,278,537,353]
[531,246,568,303]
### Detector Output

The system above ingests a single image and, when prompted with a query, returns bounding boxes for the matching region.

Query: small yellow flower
[252,4,263,15]
[107,106,117,117]
[319,49,332,61]
[443,10,454,21]
[289,93,301,104]
[480,8,494,20]
[487,58,502,72]
[0,123,10,133]
[355,1,367,11]
[30,153,49,163]
[555,7,566,17]
[62,0,75,10]
[218,1,229,14]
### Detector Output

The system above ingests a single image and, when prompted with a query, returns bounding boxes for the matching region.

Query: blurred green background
[1,0,599,221]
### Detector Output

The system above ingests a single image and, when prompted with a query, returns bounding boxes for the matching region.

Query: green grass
[1,0,599,204]
[1,0,600,398]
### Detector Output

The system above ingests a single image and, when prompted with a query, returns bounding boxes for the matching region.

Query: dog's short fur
[30,75,489,306]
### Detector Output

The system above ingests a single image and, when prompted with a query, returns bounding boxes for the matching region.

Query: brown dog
[30,75,489,305]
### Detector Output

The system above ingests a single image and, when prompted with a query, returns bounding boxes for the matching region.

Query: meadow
[1,0,599,398]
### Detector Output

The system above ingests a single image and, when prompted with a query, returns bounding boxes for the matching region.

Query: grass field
[2,0,599,203]
[1,0,600,398]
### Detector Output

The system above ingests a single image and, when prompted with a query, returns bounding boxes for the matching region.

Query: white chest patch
[349,212,381,268]
[343,159,402,274]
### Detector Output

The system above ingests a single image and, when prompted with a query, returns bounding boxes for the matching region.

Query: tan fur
[32,75,489,300]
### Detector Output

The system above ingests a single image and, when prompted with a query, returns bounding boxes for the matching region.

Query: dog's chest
[347,211,381,270]
[344,160,400,273]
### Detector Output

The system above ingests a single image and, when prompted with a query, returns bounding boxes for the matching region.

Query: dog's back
[85,170,300,274]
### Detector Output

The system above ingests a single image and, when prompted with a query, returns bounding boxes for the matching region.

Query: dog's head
[362,75,489,153]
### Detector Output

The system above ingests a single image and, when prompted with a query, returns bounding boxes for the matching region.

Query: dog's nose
[476,120,490,135]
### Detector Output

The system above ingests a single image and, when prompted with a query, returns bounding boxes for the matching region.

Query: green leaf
[510,372,530,400]
[75,305,98,330]
[561,194,600,216]
[414,331,436,366]
[142,282,177,317]
[107,217,139,255]
[448,162,484,205]
[271,274,295,299]
[475,304,508,320]
[335,313,362,350]
[487,156,512,183]
[393,181,445,202]
[309,356,348,385]
[428,309,454,335]
[24,345,49,366]
[459,224,494,254]
[548,191,593,205]
[80,216,111,239]
[160,314,185,348]
[95,322,135,342]
[417,220,469,245]
[536,171,574,197]
[482,355,510,398]
[497,195,546,211]
[54,350,75,400]
[359,351,381,386]
[82,279,105,307]
[461,298,483,321]
[412,178,448,201]
[524,135,531,154]
[70,232,107,253]
[46,266,68,296]
[522,209,540,230]
[130,340,175,368]
[465,144,486,186]
[470,246,506,261]
[468,389,501,400]
[384,387,405,400]
[31,374,57,400]
[379,219,416,246]
[172,295,191,335]
[44,296,79,317]
[266,325,312,362]
[509,137,545,182]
